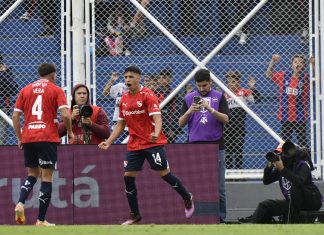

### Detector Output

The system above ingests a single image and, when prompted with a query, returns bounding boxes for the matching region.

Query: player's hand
[67,131,74,144]
[98,140,110,150]
[17,139,23,150]
[271,54,281,63]
[151,132,159,142]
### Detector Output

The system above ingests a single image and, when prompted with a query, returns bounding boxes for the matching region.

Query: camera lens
[80,105,93,118]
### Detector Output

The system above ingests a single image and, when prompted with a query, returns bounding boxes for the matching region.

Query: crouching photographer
[250,140,322,223]
[59,84,110,144]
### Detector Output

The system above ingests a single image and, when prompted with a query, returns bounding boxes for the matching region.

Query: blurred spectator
[220,0,255,45]
[265,54,310,147]
[96,0,151,56]
[129,0,150,38]
[224,71,262,169]
[155,69,183,143]
[59,84,110,144]
[143,74,154,90]
[185,83,194,94]
[39,0,57,38]
[102,72,129,143]
[96,0,132,56]
[19,0,36,21]
[0,53,18,145]
[143,74,163,93]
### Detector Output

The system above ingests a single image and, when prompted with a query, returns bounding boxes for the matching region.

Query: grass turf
[0,224,324,235]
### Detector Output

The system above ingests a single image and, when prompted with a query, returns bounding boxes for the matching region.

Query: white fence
[0,0,323,179]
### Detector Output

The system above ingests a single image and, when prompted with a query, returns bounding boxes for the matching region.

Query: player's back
[15,79,68,143]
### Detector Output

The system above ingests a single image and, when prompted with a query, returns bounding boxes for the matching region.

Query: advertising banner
[0,144,218,224]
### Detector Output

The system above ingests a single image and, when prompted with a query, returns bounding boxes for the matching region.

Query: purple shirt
[185,90,224,143]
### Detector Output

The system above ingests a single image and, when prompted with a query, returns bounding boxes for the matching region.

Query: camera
[79,105,93,118]
[193,96,201,104]
[265,151,281,163]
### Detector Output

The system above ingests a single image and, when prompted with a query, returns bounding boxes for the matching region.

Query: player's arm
[60,107,74,143]
[151,114,162,142]
[12,110,23,149]
[98,119,126,150]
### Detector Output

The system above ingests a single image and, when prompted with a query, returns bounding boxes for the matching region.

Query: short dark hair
[292,54,306,64]
[159,68,173,77]
[38,63,56,76]
[225,71,242,81]
[194,69,210,82]
[124,65,141,75]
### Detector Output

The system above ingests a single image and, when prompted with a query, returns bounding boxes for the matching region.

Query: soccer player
[12,63,74,226]
[98,65,194,225]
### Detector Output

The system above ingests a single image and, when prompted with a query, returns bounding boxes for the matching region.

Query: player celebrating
[12,63,73,226]
[98,65,194,225]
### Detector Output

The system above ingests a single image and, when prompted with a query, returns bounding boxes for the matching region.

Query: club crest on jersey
[122,102,127,107]
[137,101,142,107]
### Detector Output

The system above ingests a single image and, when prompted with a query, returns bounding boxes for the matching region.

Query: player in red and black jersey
[12,63,74,226]
[99,65,194,225]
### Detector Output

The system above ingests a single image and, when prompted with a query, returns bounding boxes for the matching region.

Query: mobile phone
[193,96,201,104]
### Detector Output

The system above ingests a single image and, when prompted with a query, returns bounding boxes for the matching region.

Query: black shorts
[23,142,58,169]
[124,146,169,171]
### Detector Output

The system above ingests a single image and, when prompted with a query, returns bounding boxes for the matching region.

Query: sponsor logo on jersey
[28,121,46,129]
[285,87,299,96]
[122,109,145,116]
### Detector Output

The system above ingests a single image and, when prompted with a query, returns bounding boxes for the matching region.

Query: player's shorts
[124,146,169,171]
[23,142,58,169]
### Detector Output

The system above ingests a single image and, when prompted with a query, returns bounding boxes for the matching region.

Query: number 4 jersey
[14,79,69,143]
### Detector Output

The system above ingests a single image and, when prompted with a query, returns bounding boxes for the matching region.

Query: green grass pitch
[1,224,324,235]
